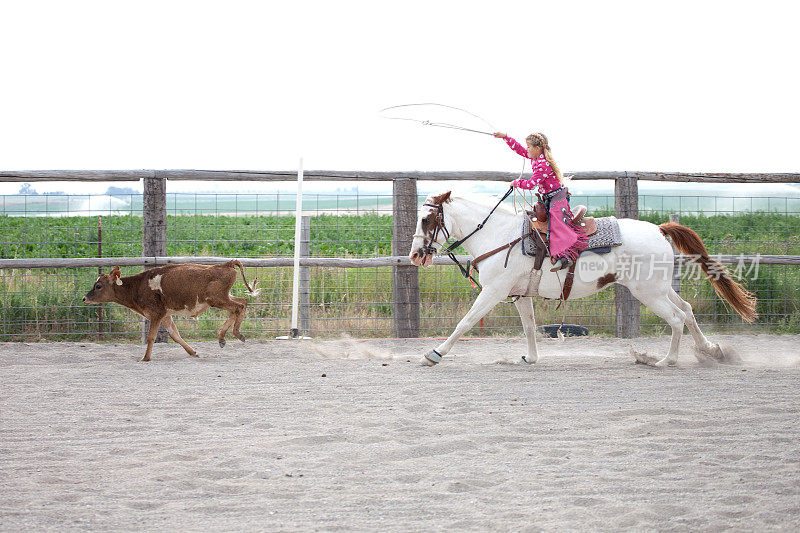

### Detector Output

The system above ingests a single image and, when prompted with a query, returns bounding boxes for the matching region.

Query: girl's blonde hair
[525,132,562,183]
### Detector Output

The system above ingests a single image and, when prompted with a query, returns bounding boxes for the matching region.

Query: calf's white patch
[148,274,163,293]
[170,299,210,318]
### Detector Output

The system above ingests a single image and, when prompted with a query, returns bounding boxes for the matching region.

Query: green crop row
[1,210,799,259]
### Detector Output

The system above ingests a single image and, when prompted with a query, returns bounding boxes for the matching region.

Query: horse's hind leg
[668,289,715,353]
[667,289,734,363]
[514,297,539,364]
[625,283,686,367]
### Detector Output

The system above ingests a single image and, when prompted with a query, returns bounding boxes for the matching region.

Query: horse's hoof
[631,349,660,367]
[421,349,442,366]
[219,339,226,348]
[235,333,246,342]
[519,355,538,365]
[693,343,742,366]
[139,356,151,362]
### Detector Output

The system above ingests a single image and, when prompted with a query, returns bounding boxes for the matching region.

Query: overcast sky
[1,0,798,194]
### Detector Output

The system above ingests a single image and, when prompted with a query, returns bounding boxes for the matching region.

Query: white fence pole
[289,158,304,338]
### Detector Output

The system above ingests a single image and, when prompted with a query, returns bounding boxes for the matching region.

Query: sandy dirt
[1,334,799,531]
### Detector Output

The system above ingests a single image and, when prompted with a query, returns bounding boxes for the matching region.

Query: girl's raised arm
[494,132,529,159]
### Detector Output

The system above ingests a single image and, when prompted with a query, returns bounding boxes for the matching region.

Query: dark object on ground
[537,324,589,338]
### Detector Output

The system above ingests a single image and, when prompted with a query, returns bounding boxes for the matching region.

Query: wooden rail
[2,254,797,270]
[2,169,799,183]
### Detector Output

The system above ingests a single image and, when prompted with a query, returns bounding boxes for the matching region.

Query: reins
[471,232,530,270]
[423,187,514,289]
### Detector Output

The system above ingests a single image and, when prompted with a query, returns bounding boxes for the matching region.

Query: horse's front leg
[514,296,539,364]
[422,282,510,366]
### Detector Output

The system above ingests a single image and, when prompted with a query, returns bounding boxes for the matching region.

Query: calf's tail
[228,260,260,297]
[659,222,757,322]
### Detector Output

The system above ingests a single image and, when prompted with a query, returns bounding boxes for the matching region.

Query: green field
[3,191,798,219]
[3,208,799,259]
[1,208,799,340]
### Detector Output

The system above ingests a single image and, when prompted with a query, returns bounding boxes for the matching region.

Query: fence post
[614,174,640,338]
[669,213,681,296]
[142,171,168,343]
[299,215,311,336]
[97,215,103,340]
[392,178,420,337]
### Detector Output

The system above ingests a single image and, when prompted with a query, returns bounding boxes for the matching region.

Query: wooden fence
[2,169,798,339]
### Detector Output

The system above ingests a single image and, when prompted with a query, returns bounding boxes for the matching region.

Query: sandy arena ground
[1,334,799,531]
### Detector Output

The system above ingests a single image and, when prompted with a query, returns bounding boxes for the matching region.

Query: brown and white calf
[83,260,259,361]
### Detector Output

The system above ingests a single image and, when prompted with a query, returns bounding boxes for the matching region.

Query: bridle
[417,201,449,256]
[415,188,515,288]
[417,200,480,287]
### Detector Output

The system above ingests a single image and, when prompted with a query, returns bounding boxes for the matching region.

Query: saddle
[523,201,594,303]
[517,199,623,301]
[528,202,596,237]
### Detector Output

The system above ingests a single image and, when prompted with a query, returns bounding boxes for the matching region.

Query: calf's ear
[111,266,122,285]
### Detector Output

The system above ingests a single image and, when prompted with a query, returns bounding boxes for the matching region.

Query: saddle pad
[522,215,622,258]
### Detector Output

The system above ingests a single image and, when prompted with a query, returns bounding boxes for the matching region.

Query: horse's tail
[658,222,757,322]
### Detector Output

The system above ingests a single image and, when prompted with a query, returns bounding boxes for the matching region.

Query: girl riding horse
[493,131,587,270]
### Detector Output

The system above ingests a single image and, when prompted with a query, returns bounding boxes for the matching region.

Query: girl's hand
[493,132,507,139]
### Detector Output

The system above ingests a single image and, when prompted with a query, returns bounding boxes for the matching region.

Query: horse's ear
[110,266,122,285]
[433,191,452,204]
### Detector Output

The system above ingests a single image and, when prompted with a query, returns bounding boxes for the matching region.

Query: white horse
[408,191,757,367]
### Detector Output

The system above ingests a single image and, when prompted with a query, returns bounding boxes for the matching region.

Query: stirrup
[550,257,571,272]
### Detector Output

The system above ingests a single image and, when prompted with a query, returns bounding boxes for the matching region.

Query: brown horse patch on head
[421,191,452,235]
[420,210,437,233]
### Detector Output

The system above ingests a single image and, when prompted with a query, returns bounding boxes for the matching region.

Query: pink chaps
[545,188,588,261]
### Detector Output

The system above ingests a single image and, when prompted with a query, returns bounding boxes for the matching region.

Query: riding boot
[550,257,572,272]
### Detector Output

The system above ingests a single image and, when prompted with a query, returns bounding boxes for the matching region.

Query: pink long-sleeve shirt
[503,136,561,194]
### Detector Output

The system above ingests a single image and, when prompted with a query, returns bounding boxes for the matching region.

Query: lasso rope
[382,102,530,210]
[379,102,498,136]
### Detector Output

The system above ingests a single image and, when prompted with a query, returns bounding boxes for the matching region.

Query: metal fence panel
[1,186,798,340]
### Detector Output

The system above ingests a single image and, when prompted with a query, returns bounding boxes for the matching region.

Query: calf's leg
[162,316,198,357]
[217,313,236,347]
[208,296,246,347]
[142,313,165,362]
[231,296,248,342]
